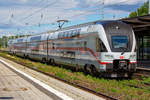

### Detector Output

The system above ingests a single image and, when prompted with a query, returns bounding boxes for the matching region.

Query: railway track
[134,67,150,78]
[10,59,118,100]
[18,64,150,100]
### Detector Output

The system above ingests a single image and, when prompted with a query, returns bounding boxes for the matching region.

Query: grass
[0,51,150,100]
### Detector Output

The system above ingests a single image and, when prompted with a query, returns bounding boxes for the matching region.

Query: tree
[129,1,149,18]
[0,36,8,48]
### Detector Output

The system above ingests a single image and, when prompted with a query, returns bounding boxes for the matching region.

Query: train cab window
[134,45,137,52]
[100,40,107,52]
[112,36,128,49]
[96,38,107,52]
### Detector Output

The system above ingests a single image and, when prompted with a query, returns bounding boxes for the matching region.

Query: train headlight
[130,54,136,59]
[105,54,114,59]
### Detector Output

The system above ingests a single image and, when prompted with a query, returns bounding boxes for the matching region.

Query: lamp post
[101,0,104,20]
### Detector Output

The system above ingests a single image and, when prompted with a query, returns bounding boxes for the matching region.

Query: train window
[58,32,62,39]
[76,30,80,36]
[100,41,107,52]
[73,30,78,36]
[67,32,71,37]
[58,33,60,38]
[112,36,128,49]
[31,36,41,41]
[64,32,68,37]
[96,38,100,52]
[71,31,75,37]
[52,43,55,49]
[134,45,137,52]
[98,39,107,52]
[17,39,23,42]
[76,29,81,35]
[84,41,87,50]
[62,32,65,38]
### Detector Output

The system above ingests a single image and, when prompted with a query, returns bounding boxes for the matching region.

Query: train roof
[26,33,50,42]
[96,20,125,25]
[9,20,127,43]
[8,39,17,44]
[53,20,123,31]
[17,37,27,42]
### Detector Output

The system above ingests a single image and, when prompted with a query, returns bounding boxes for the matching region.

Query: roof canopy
[121,15,150,32]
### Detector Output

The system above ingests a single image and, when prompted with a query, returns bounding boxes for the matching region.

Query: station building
[121,15,150,67]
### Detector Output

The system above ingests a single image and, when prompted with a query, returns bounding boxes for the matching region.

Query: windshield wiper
[120,47,127,55]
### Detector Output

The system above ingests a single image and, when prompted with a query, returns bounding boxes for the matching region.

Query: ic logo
[120,56,124,59]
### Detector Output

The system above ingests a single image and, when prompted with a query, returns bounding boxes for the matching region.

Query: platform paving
[0,62,53,100]
[0,57,105,100]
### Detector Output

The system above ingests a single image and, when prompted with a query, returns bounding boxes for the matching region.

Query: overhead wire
[10,0,47,25]
[4,0,57,35]
[19,0,46,17]
[9,0,99,29]
[19,0,58,22]
[7,0,130,34]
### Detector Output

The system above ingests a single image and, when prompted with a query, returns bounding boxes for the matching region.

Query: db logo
[120,56,124,59]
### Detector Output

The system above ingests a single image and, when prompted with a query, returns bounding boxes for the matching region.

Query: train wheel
[23,54,26,59]
[51,59,55,66]
[75,65,79,72]
[91,65,98,76]
[128,73,133,79]
[13,52,15,55]
[85,64,97,76]
[48,59,51,65]
[26,55,28,59]
[42,58,46,64]
[85,64,93,75]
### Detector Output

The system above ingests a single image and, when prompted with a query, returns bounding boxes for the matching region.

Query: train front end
[97,21,137,77]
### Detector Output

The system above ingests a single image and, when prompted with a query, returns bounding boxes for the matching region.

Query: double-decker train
[8,20,137,77]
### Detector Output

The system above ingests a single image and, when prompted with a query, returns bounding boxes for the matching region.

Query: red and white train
[8,20,137,77]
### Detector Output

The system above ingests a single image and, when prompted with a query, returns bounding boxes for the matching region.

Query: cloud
[84,0,146,6]
[78,0,147,16]
[0,0,147,36]
[18,0,29,3]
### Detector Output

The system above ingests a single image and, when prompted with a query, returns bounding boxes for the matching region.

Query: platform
[0,57,105,100]
[0,62,52,100]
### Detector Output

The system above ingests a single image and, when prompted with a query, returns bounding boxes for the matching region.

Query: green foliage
[129,1,149,18]
[0,35,31,48]
[0,36,8,48]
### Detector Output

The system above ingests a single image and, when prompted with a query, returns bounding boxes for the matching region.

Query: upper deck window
[30,36,41,41]
[17,39,24,42]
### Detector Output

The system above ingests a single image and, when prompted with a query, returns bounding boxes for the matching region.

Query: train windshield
[112,36,128,49]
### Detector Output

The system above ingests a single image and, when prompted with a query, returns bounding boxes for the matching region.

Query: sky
[0,0,148,37]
